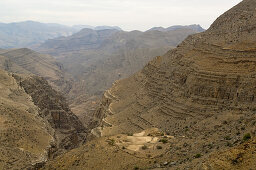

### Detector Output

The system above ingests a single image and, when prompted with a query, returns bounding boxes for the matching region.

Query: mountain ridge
[149,24,205,32]
[35,26,203,127]
[47,0,256,169]
[0,21,123,49]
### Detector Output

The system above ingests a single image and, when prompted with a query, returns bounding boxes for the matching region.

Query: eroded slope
[17,75,88,157]
[0,48,72,93]
[37,27,202,126]
[92,0,256,168]
[0,69,54,169]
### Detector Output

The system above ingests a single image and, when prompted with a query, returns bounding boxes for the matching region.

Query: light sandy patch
[127,145,144,151]
[113,128,173,158]
[133,131,145,137]
[0,116,7,130]
[125,135,159,151]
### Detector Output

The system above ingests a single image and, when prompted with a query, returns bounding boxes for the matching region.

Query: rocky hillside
[36,26,202,125]
[42,0,256,169]
[17,75,87,157]
[201,137,256,170]
[37,26,202,96]
[0,48,72,93]
[0,69,54,169]
[0,70,88,169]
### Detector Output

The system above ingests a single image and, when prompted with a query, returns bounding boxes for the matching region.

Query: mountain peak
[149,24,205,32]
[209,0,256,33]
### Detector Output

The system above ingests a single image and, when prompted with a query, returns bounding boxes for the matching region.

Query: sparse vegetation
[226,142,232,147]
[159,139,168,144]
[243,133,251,141]
[223,120,228,124]
[107,139,115,146]
[194,154,201,158]
[156,145,162,149]
[134,166,139,170]
[142,145,148,150]
[224,136,231,140]
[208,144,213,149]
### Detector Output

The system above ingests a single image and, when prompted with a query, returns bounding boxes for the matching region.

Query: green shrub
[226,142,232,147]
[156,145,162,149]
[134,166,139,170]
[107,139,115,146]
[208,144,213,149]
[243,133,251,141]
[194,154,201,158]
[224,136,231,140]
[141,145,148,150]
[159,139,168,144]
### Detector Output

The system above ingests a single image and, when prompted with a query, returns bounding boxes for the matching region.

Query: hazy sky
[0,0,242,31]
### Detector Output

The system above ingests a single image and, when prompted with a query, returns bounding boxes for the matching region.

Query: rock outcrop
[0,69,54,169]
[16,75,87,157]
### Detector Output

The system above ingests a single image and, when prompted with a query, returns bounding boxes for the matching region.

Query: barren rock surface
[0,69,53,169]
[41,0,256,169]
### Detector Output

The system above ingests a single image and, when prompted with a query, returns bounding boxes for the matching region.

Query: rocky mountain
[42,0,256,169]
[149,24,205,32]
[0,67,88,169]
[72,25,122,31]
[94,26,122,31]
[0,69,54,169]
[36,27,203,125]
[0,21,122,49]
[37,27,202,96]
[0,21,77,48]
[0,48,72,93]
[17,75,87,157]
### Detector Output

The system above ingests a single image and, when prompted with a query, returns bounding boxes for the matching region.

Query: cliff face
[0,69,54,169]
[16,75,87,157]
[93,0,256,168]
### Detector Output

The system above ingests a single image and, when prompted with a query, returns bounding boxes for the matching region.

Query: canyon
[0,0,255,169]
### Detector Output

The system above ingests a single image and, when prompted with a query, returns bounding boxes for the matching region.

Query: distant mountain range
[149,24,205,32]
[0,21,122,49]
[0,21,203,49]
[73,25,122,31]
[37,25,204,96]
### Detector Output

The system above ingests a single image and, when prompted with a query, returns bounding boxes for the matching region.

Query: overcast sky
[0,0,242,31]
